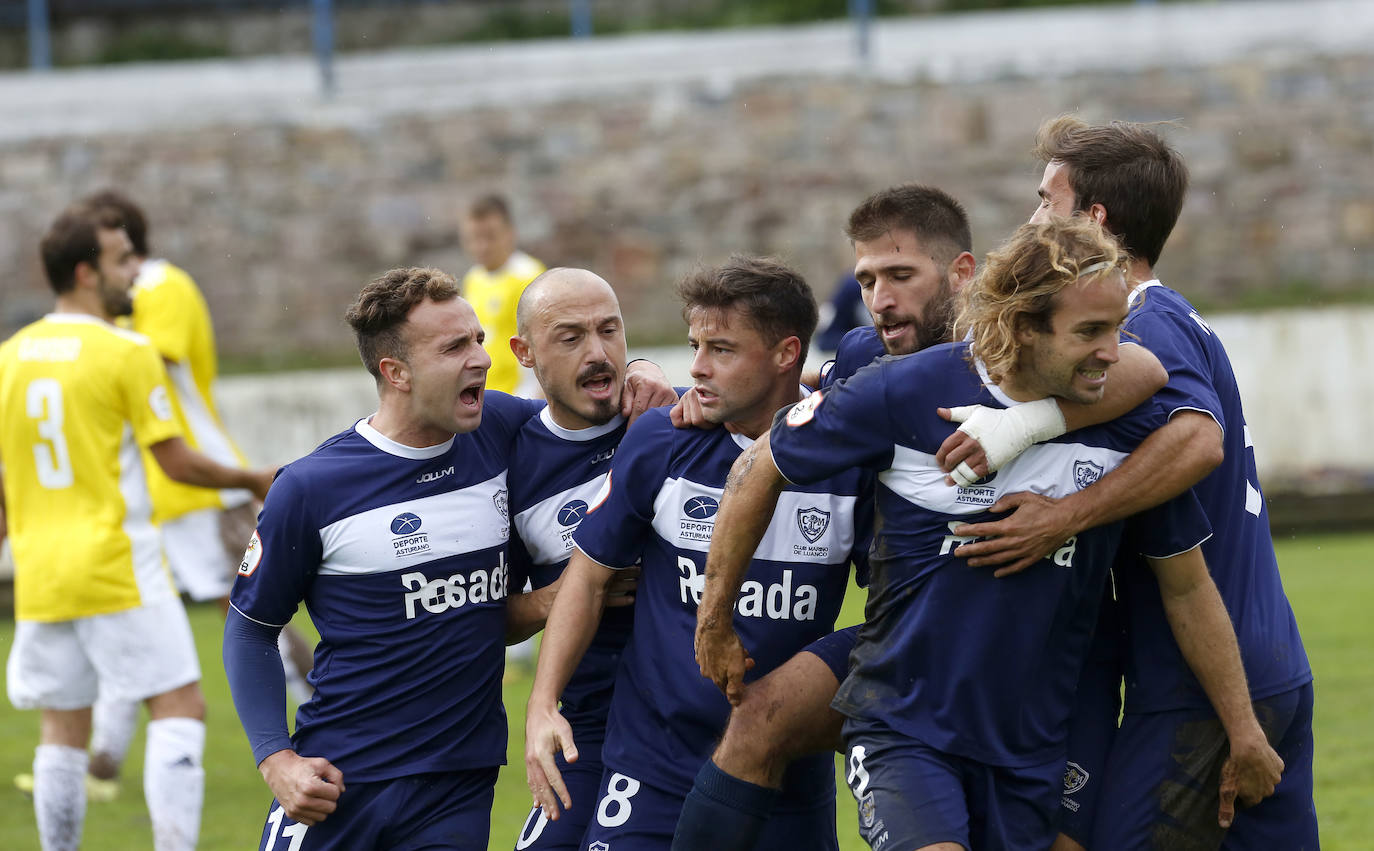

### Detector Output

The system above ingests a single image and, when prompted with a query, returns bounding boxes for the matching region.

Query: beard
[881,274,956,356]
[98,274,134,318]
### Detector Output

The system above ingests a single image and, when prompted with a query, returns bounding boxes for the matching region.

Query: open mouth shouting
[579,366,619,401]
[458,380,484,411]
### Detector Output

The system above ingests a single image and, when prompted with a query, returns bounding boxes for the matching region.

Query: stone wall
[1,0,1372,363]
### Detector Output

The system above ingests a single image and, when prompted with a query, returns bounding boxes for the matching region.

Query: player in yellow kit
[70,191,316,797]
[1,203,273,851]
[461,194,545,394]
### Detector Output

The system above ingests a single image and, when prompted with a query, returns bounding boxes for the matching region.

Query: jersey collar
[354,417,455,459]
[539,407,625,442]
[973,356,1024,409]
[1128,278,1163,307]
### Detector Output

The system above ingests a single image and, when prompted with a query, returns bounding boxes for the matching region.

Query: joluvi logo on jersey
[680,494,719,543]
[391,512,431,558]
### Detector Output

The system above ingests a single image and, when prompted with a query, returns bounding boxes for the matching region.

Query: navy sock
[671,759,780,850]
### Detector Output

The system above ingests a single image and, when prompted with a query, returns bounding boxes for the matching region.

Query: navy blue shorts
[513,744,605,850]
[580,765,837,850]
[1055,592,1124,843]
[1090,683,1317,850]
[803,624,860,682]
[257,767,497,851]
[842,718,1061,851]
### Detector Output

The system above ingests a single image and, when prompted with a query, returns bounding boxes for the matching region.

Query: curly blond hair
[956,218,1125,385]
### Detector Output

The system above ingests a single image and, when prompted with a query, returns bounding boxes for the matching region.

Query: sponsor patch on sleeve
[786,390,824,427]
[148,385,174,421]
[237,530,263,577]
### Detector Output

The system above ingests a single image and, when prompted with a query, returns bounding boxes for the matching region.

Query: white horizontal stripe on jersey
[513,474,609,566]
[650,476,856,564]
[317,471,510,575]
[880,441,1129,516]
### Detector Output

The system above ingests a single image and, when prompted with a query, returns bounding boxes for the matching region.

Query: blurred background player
[2,202,273,851]
[50,190,313,802]
[461,194,546,396]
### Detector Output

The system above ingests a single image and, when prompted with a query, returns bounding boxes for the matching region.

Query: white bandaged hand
[945,398,1067,487]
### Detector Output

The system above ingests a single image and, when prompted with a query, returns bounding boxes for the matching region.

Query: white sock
[90,698,139,772]
[34,744,88,851]
[144,718,205,851]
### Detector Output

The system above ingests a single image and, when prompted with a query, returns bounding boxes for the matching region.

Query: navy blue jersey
[508,409,632,744]
[572,407,871,801]
[820,325,885,389]
[1116,282,1311,713]
[770,343,1210,768]
[229,392,542,782]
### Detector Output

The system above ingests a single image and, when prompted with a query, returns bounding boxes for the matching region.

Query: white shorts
[163,507,236,602]
[6,596,201,711]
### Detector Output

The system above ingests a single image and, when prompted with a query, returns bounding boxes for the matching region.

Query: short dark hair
[40,204,122,295]
[345,267,461,380]
[677,255,818,353]
[83,189,149,256]
[467,194,511,223]
[845,184,973,267]
[1034,115,1188,267]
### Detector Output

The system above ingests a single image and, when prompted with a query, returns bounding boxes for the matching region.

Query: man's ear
[510,334,535,368]
[378,357,410,393]
[774,335,803,373]
[947,251,977,293]
[1087,203,1108,226]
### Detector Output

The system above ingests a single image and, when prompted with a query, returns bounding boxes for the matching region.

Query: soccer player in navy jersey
[673,186,1169,850]
[503,267,648,850]
[220,266,675,851]
[943,117,1316,850]
[694,218,1274,851]
[525,256,870,849]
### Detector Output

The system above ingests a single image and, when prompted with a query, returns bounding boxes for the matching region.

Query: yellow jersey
[0,314,182,621]
[130,259,251,520]
[462,250,545,394]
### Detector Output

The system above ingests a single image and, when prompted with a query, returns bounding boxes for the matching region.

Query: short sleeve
[229,466,320,626]
[572,412,673,569]
[132,272,197,365]
[1125,308,1225,432]
[1122,487,1213,560]
[121,342,182,449]
[769,363,896,486]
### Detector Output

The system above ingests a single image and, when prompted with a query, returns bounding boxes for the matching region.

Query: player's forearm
[222,607,294,766]
[1057,344,1167,431]
[151,437,268,494]
[1150,554,1263,743]
[506,581,559,644]
[528,556,607,710]
[1056,413,1223,533]
[700,438,785,633]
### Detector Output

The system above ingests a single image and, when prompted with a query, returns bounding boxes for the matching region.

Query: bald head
[517,267,618,338]
[511,267,628,430]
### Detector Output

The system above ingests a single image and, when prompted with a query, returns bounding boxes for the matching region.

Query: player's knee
[714,686,794,778]
[147,680,206,721]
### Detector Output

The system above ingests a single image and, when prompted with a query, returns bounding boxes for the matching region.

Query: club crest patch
[797,507,831,543]
[1063,760,1090,795]
[859,791,877,829]
[786,390,824,427]
[1073,460,1104,490]
[493,489,509,523]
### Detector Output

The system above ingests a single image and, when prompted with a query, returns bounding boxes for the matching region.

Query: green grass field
[1,531,1369,849]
